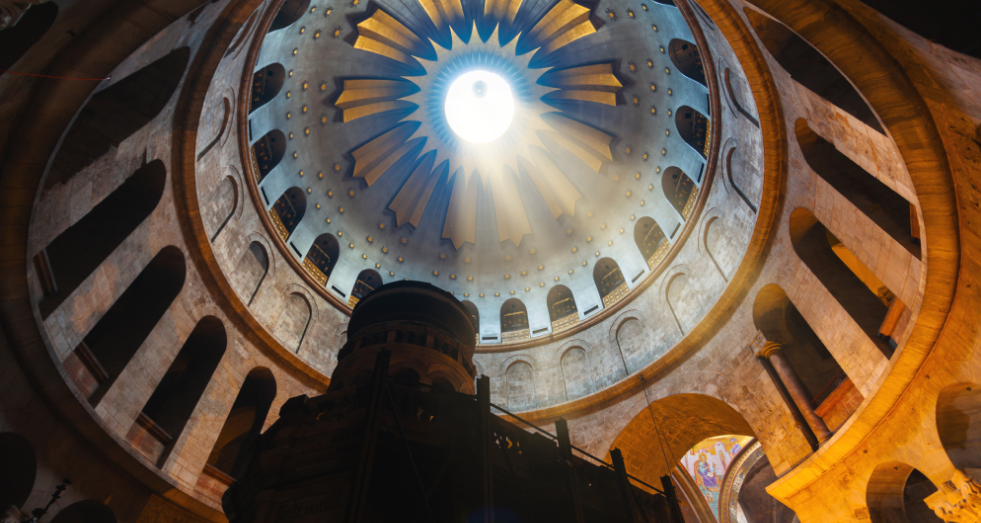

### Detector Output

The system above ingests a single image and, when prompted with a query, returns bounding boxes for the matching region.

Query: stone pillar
[758,341,833,443]
[925,469,981,523]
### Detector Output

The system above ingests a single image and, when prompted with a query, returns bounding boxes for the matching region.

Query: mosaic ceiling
[245,0,714,343]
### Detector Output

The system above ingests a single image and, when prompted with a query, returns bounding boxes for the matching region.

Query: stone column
[925,469,981,523]
[758,341,833,443]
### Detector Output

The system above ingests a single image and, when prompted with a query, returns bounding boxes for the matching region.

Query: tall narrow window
[500,298,529,343]
[268,0,311,32]
[462,300,480,338]
[205,368,276,482]
[251,130,286,183]
[547,285,579,332]
[46,47,190,189]
[796,119,920,259]
[593,258,627,308]
[349,270,382,308]
[662,167,698,220]
[131,317,226,466]
[36,160,166,318]
[744,9,883,133]
[250,63,285,113]
[634,216,668,269]
[303,234,339,286]
[668,39,706,86]
[269,187,306,241]
[64,247,186,406]
[675,106,711,158]
[790,208,897,357]
[0,2,57,75]
[0,432,36,511]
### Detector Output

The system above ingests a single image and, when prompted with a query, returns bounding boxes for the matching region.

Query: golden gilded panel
[681,185,699,220]
[602,282,629,308]
[269,209,290,241]
[484,0,522,24]
[302,257,328,286]
[336,79,416,122]
[646,239,672,270]
[389,154,445,227]
[703,119,712,158]
[551,313,580,333]
[502,328,531,343]
[354,9,424,65]
[528,0,595,55]
[348,295,361,308]
[420,0,464,29]
[544,63,622,106]
[442,171,479,249]
[351,123,419,185]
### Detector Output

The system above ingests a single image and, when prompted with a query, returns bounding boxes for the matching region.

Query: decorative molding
[926,470,981,523]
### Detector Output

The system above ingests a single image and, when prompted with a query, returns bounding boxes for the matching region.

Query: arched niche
[67,246,186,406]
[49,501,116,523]
[609,393,755,483]
[136,316,226,466]
[250,63,285,113]
[505,361,535,411]
[634,216,668,269]
[207,368,277,480]
[462,300,480,335]
[936,383,981,475]
[251,129,286,182]
[274,293,312,351]
[560,347,591,400]
[866,463,942,523]
[349,269,382,307]
[665,273,691,333]
[500,298,529,343]
[239,241,269,305]
[743,9,884,134]
[46,47,191,189]
[268,0,311,33]
[669,39,706,86]
[207,174,238,242]
[0,2,58,75]
[270,187,306,241]
[615,315,648,374]
[675,106,711,158]
[303,233,339,286]
[704,217,738,281]
[0,432,36,510]
[37,159,167,319]
[789,208,897,356]
[752,284,858,431]
[724,68,759,127]
[593,258,626,308]
[662,167,698,220]
[547,285,579,331]
[795,119,919,259]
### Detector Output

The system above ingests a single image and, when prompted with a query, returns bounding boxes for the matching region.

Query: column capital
[757,340,785,358]
[925,469,981,523]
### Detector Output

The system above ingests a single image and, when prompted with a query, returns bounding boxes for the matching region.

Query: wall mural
[679,434,754,519]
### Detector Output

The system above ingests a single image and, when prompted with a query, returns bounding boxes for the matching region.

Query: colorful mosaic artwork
[680,434,754,519]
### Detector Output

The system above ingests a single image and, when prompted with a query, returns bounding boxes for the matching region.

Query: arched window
[64,247,185,406]
[790,208,900,356]
[268,0,311,32]
[235,241,268,305]
[349,269,382,308]
[500,298,529,343]
[303,233,339,286]
[547,285,579,332]
[251,130,286,183]
[206,368,276,482]
[46,47,190,189]
[675,106,711,158]
[135,317,226,466]
[270,187,306,241]
[0,433,36,510]
[593,258,627,308]
[462,300,480,337]
[634,216,668,269]
[796,119,920,259]
[753,284,859,433]
[249,63,285,113]
[49,501,116,523]
[662,167,698,220]
[936,383,981,476]
[744,9,883,133]
[36,160,166,319]
[668,39,706,86]
[0,2,58,75]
